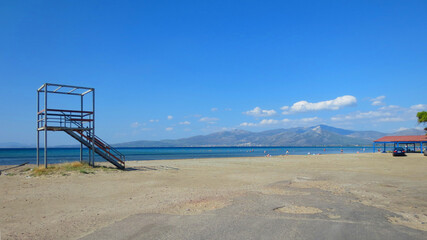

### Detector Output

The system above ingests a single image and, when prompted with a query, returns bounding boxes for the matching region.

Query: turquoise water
[0,146,375,166]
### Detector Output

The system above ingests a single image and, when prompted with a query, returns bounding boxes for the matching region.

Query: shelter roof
[374,135,427,142]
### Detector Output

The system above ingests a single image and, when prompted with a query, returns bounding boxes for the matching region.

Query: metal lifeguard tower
[36,83,125,169]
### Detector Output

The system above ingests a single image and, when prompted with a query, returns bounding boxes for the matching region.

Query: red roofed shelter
[373,135,427,154]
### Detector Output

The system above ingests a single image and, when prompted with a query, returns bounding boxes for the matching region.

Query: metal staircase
[63,113,125,169]
[65,130,125,169]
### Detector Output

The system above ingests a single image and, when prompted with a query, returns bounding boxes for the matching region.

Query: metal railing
[37,109,93,129]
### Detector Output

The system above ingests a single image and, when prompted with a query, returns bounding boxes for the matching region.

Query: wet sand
[0,153,426,239]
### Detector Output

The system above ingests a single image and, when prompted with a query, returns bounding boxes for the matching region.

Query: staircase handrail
[77,132,125,165]
[86,132,125,163]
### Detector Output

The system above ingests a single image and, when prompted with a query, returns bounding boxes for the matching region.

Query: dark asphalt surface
[81,187,425,240]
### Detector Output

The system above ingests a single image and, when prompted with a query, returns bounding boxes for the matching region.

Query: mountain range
[1,125,424,148]
[113,125,425,147]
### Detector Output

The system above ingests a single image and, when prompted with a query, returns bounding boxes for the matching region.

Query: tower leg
[44,84,48,168]
[92,90,95,167]
[36,89,40,167]
[80,143,83,163]
[44,129,47,168]
[37,131,40,167]
[88,147,91,165]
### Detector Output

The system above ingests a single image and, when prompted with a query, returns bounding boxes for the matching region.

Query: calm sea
[0,146,377,166]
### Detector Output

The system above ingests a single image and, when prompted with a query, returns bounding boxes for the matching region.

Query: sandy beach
[1,153,426,239]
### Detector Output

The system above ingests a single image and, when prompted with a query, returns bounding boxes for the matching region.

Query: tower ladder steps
[64,130,125,169]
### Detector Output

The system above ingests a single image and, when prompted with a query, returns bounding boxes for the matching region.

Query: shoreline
[1,151,425,168]
[0,149,408,167]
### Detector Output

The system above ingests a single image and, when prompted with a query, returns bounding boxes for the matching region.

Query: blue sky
[0,0,426,145]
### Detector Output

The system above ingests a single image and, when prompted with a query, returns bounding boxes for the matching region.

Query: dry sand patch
[260,180,311,196]
[259,187,311,196]
[388,213,427,232]
[160,196,233,215]
[289,177,345,195]
[274,205,323,214]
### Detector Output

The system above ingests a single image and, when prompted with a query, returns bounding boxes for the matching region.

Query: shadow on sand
[124,165,179,172]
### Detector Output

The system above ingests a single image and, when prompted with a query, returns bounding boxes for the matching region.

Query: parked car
[392,147,406,156]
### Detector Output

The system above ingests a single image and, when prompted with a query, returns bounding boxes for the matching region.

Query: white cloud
[331,110,389,121]
[355,111,388,119]
[379,105,400,110]
[240,122,257,127]
[165,127,173,131]
[240,118,302,127]
[377,117,405,122]
[330,116,345,121]
[179,121,191,125]
[410,104,427,111]
[149,119,159,123]
[370,96,386,106]
[282,95,357,114]
[331,104,423,123]
[200,117,219,124]
[211,107,218,112]
[200,117,219,122]
[301,117,320,122]
[225,108,232,111]
[130,122,140,128]
[244,107,277,117]
[167,115,173,120]
[396,127,409,132]
[259,119,279,125]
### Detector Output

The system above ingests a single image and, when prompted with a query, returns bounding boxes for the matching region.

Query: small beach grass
[31,161,118,176]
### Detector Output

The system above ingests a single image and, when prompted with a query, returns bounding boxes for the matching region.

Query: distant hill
[388,128,425,136]
[114,125,424,147]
